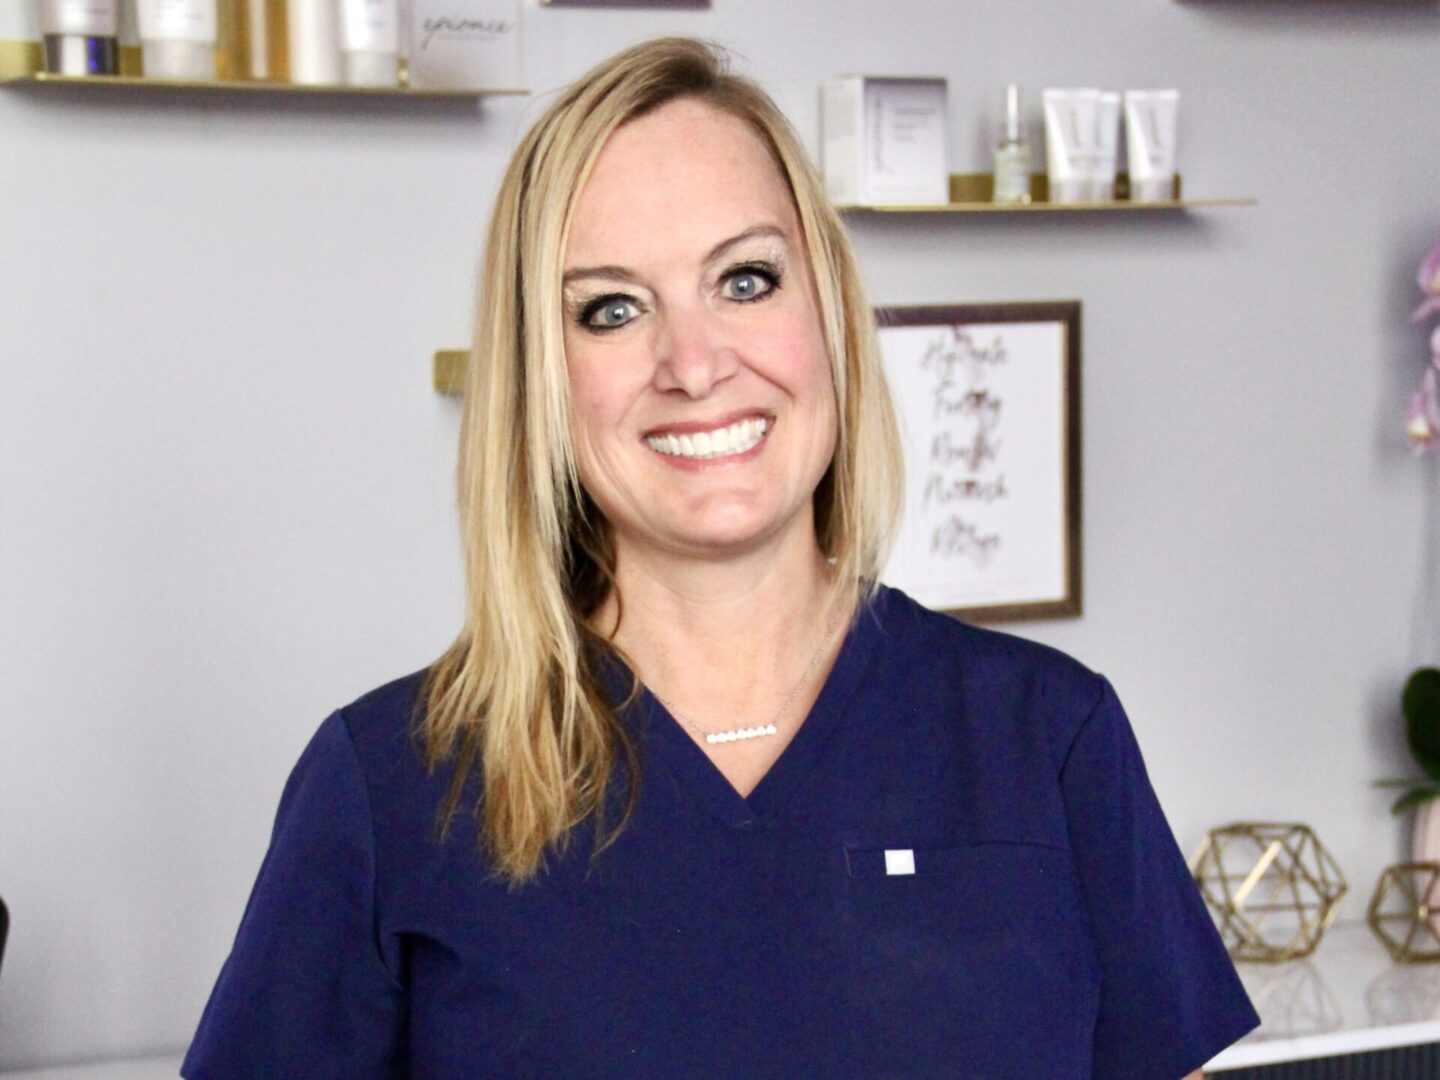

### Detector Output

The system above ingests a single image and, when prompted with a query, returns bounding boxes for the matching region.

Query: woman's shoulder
[873,584,1105,710]
[305,667,442,813]
[336,667,430,740]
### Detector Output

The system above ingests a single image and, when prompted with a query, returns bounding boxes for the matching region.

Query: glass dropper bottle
[993,83,1032,205]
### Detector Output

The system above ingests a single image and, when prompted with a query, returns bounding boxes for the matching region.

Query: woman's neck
[595,526,853,726]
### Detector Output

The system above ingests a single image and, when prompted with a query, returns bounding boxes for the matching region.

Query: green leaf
[1404,668,1440,780]
[1393,787,1440,815]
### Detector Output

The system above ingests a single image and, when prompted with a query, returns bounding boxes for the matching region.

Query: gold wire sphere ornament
[1189,822,1348,963]
[1367,861,1440,963]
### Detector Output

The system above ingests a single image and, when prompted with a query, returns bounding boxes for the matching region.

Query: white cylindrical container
[244,0,269,78]
[340,0,399,86]
[1042,89,1099,205]
[137,0,217,80]
[1091,92,1121,202]
[1125,90,1180,203]
[39,0,120,76]
[288,0,342,85]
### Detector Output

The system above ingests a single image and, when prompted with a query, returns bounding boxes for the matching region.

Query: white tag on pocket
[884,848,916,876]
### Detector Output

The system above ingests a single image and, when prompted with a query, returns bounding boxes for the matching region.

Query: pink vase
[1411,801,1440,943]
[1415,799,1440,864]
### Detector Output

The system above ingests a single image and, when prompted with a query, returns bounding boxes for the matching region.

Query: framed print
[876,301,1082,623]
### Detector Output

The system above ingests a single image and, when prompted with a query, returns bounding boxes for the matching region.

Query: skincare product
[396,0,410,84]
[340,0,399,86]
[408,0,522,91]
[992,83,1031,205]
[287,0,341,84]
[222,0,272,79]
[0,1,44,78]
[138,0,217,80]
[1125,90,1180,202]
[1042,88,1099,204]
[822,75,948,207]
[40,0,119,75]
[1091,91,1121,202]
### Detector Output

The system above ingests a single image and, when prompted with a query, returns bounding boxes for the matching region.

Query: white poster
[408,0,522,90]
[878,304,1080,620]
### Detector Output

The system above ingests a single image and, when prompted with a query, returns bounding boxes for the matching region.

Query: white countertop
[0,1056,181,1080]
[6,927,1437,1078]
[1207,919,1440,1070]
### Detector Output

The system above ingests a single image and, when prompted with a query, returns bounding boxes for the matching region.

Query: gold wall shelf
[0,71,527,100]
[837,172,1256,214]
[434,351,467,396]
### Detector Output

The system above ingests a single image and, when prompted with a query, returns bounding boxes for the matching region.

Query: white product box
[408,0,521,91]
[822,76,948,208]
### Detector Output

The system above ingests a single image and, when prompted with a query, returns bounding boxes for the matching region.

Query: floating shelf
[838,172,1256,214]
[434,351,467,396]
[0,40,525,98]
[0,71,528,100]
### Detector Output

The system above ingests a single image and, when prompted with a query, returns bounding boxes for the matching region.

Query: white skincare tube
[288,0,343,85]
[1091,92,1121,202]
[1125,90,1180,202]
[1042,89,1099,204]
[137,0,217,80]
[339,0,399,86]
[40,0,119,75]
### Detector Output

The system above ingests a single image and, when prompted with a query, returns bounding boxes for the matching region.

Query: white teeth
[646,416,769,460]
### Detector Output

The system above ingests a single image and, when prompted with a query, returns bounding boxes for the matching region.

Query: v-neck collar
[605,587,892,830]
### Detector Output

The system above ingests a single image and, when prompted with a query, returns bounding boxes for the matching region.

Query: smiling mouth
[644,416,770,461]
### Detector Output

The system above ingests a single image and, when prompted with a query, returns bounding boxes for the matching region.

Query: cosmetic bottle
[287,0,340,84]
[339,0,398,86]
[1091,92,1121,202]
[40,0,120,76]
[138,0,218,80]
[992,83,1031,205]
[1125,90,1180,202]
[1,0,44,78]
[1043,88,1099,205]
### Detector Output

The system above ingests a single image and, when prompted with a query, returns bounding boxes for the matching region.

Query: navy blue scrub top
[184,586,1258,1078]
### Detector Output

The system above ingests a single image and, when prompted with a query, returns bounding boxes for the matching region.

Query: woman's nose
[652,307,738,398]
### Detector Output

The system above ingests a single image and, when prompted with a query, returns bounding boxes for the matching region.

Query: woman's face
[562,97,837,565]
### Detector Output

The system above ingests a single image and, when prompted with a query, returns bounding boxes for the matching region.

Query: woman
[184,38,1256,1078]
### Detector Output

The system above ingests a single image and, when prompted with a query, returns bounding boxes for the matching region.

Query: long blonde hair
[419,37,903,886]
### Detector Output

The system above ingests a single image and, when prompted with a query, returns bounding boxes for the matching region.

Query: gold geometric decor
[1189,822,1347,963]
[1368,862,1440,963]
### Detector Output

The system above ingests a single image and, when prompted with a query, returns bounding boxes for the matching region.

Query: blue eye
[723,266,779,302]
[582,297,639,330]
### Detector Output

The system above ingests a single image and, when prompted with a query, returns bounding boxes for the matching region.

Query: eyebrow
[561,224,789,288]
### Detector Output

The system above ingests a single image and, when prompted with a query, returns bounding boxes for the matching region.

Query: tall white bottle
[287,0,340,84]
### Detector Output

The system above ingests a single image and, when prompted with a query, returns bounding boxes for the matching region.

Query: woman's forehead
[565,98,800,268]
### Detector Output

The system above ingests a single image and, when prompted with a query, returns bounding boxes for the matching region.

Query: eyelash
[574,261,784,333]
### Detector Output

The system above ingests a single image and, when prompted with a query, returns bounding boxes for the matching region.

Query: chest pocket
[839,837,1100,1077]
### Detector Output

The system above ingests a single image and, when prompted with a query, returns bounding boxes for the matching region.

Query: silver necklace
[651,598,847,746]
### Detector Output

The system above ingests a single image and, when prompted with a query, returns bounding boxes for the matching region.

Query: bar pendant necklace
[652,603,845,746]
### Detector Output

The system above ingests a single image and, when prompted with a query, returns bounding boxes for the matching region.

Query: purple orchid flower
[1406,368,1440,453]
[1414,239,1440,323]
[1405,326,1440,453]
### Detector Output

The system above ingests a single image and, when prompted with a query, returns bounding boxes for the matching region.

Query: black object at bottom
[1219,1042,1440,1079]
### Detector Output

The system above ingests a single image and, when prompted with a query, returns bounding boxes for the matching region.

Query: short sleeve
[182,711,406,1079]
[1061,676,1258,1079]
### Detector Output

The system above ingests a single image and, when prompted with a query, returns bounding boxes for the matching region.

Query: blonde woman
[184,38,1256,1078]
